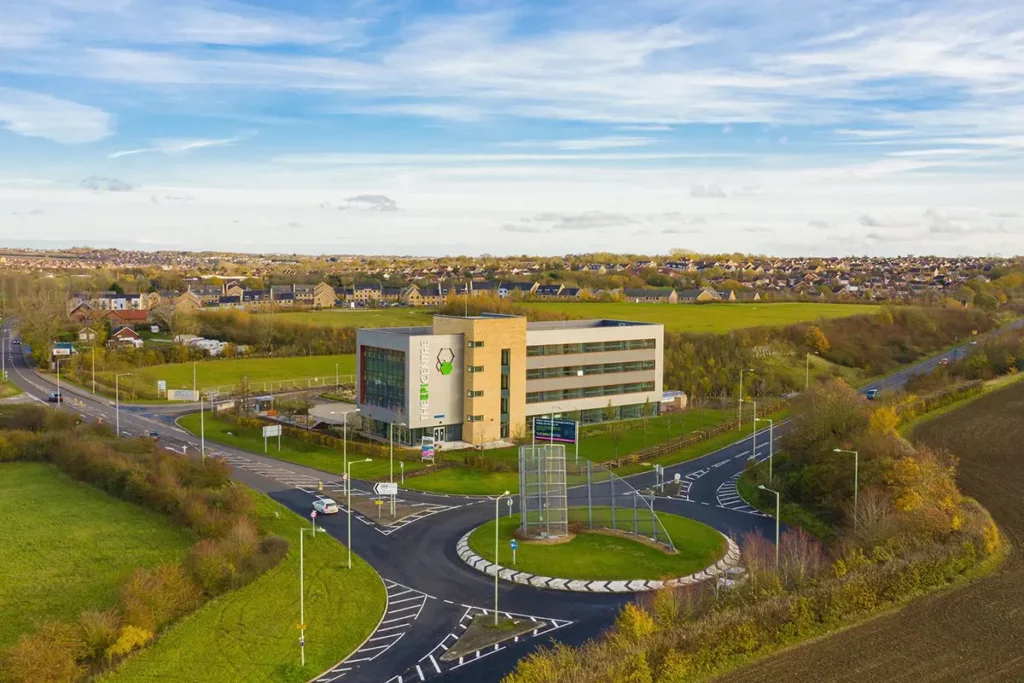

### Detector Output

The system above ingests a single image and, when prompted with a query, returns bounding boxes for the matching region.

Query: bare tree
[16,283,70,365]
[151,304,199,339]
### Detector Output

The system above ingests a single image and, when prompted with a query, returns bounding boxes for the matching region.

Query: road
[1,321,1009,682]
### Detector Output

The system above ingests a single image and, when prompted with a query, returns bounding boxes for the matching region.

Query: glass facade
[359,345,406,412]
[526,381,656,404]
[526,359,655,380]
[365,418,462,446]
[526,338,656,356]
[530,401,659,427]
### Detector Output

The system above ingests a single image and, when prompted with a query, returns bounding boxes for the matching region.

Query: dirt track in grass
[715,380,1024,683]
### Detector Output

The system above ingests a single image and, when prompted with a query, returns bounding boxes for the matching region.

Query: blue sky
[0,0,1022,256]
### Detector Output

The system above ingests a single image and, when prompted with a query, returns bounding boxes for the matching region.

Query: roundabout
[460,511,741,592]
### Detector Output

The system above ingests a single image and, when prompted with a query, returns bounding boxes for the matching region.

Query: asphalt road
[2,319,1013,682]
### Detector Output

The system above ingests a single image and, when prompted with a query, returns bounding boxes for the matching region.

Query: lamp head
[363,457,372,462]
[833,448,842,452]
[502,490,510,496]
[758,484,767,490]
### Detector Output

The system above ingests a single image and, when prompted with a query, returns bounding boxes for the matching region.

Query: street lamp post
[758,484,780,569]
[55,358,62,409]
[192,361,197,397]
[755,417,774,482]
[298,525,316,666]
[805,352,815,389]
[741,398,757,460]
[346,458,372,569]
[342,408,359,496]
[833,448,859,531]
[335,362,339,391]
[389,420,406,483]
[115,372,132,436]
[494,490,511,626]
[738,368,754,422]
[199,395,206,465]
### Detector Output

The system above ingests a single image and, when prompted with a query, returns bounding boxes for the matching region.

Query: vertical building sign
[419,339,431,421]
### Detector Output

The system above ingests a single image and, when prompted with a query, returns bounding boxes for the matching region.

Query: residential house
[735,291,762,302]
[623,288,678,304]
[105,310,149,327]
[677,287,720,303]
[69,302,98,324]
[534,284,564,298]
[311,282,337,309]
[716,290,738,302]
[242,290,271,307]
[224,282,246,299]
[498,281,538,299]
[99,292,147,311]
[560,286,590,299]
[469,281,498,297]
[381,286,403,303]
[174,290,202,313]
[218,295,241,308]
[77,327,98,342]
[350,282,383,303]
[108,326,143,348]
[400,284,423,306]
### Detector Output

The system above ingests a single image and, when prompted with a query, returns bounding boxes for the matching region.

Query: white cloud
[339,194,399,212]
[0,87,112,143]
[691,184,726,198]
[80,176,136,192]
[109,137,241,159]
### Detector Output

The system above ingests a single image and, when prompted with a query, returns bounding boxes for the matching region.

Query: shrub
[77,609,121,660]
[0,621,86,683]
[120,564,202,632]
[104,625,153,662]
[184,539,236,595]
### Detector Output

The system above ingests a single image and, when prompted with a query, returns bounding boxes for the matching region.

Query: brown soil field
[715,380,1024,683]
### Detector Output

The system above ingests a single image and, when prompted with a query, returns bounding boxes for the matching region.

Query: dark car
[47,392,62,403]
[144,430,160,441]
[865,389,879,400]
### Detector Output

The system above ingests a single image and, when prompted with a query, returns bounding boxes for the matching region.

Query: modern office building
[356,314,663,447]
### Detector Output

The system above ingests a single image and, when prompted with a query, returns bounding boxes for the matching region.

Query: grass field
[0,462,195,649]
[103,490,386,683]
[0,379,23,398]
[468,512,725,581]
[259,308,434,328]
[177,412,423,481]
[93,354,356,399]
[523,302,877,333]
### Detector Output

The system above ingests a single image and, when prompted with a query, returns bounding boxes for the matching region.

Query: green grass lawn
[0,462,195,649]
[468,512,725,581]
[177,412,422,481]
[0,379,23,398]
[404,467,521,495]
[523,302,877,333]
[258,308,435,328]
[103,490,386,683]
[91,354,356,400]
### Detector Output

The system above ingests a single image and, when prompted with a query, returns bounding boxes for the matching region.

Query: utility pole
[758,484,780,569]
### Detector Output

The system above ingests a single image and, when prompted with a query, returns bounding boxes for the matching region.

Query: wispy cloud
[0,86,112,143]
[499,136,656,151]
[109,137,241,159]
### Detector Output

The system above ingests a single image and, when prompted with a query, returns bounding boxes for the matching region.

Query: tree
[16,283,70,365]
[151,304,199,340]
[109,282,124,294]
[805,325,831,354]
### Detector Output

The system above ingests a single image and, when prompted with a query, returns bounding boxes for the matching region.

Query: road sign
[262,425,282,437]
[421,436,435,461]
[374,499,384,506]
[310,511,317,519]
[342,473,348,481]
[534,417,577,443]
[674,473,681,483]
[157,380,166,393]
[510,540,519,550]
[167,389,199,401]
[374,482,399,496]
[296,624,306,630]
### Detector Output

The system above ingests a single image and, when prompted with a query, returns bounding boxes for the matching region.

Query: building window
[467,390,484,397]
[525,381,655,404]
[468,340,485,348]
[467,365,484,373]
[501,349,511,365]
[359,345,406,412]
[466,414,484,422]
[500,423,510,438]
[525,339,655,357]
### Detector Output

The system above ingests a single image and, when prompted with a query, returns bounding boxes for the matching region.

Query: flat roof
[358,317,659,337]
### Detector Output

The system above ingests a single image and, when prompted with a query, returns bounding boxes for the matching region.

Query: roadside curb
[456,530,741,593]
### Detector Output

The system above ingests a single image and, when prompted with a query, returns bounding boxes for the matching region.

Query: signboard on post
[534,418,578,444]
[421,436,435,462]
[167,389,199,401]
[157,380,167,396]
[263,424,282,452]
[373,482,399,497]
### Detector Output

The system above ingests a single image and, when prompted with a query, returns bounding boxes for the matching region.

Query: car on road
[970,340,978,345]
[47,392,62,403]
[865,389,879,400]
[312,498,340,515]
[144,430,160,440]
[11,339,20,345]
[939,357,950,366]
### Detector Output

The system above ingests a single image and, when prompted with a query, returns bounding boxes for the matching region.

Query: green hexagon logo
[436,348,455,376]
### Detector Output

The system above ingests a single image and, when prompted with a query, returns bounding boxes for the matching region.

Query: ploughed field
[715,380,1024,683]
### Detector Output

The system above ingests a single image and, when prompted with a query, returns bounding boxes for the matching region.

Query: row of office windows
[359,346,406,412]
[526,359,655,380]
[526,381,656,404]
[526,338,656,357]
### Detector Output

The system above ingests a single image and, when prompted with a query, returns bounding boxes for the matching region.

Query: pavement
[1,319,1012,683]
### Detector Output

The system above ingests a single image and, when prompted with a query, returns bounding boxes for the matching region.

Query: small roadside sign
[296,623,306,630]
[310,510,317,519]
[374,482,399,496]
[510,540,518,550]
[374,499,384,506]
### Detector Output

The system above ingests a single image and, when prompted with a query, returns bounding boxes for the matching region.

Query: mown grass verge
[102,490,386,683]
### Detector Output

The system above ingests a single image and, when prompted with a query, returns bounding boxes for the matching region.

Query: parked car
[47,392,62,403]
[312,498,340,515]
[865,389,879,400]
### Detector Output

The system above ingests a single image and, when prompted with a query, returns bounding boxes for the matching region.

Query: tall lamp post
[805,352,818,390]
[758,484,780,569]
[754,417,774,482]
[115,372,132,436]
[494,490,511,625]
[833,448,859,531]
[298,524,319,666]
[346,458,372,569]
[741,398,757,460]
[55,358,63,409]
[199,395,206,465]
[192,360,197,397]
[738,368,754,422]
[388,420,406,483]
[342,408,360,496]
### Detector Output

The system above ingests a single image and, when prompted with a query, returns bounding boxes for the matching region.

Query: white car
[312,498,340,515]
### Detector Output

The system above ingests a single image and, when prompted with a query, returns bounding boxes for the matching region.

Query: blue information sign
[510,540,518,550]
[534,418,577,444]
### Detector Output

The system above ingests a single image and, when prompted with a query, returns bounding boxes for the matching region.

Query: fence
[519,444,675,550]
[200,374,356,400]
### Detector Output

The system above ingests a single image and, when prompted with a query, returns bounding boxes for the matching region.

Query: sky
[0,0,1023,257]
